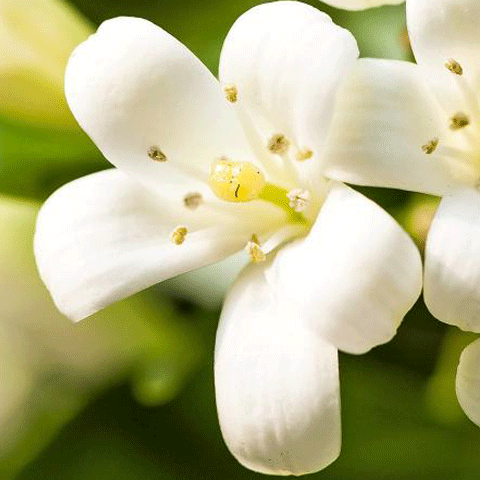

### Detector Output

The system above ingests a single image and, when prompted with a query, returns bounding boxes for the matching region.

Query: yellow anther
[450,112,470,130]
[287,189,310,212]
[147,145,167,161]
[224,85,238,103]
[246,235,266,263]
[296,149,313,161]
[208,157,265,202]
[268,134,290,154]
[183,192,203,210]
[171,226,188,245]
[422,138,439,154]
[445,58,463,75]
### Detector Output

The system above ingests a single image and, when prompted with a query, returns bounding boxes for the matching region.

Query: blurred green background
[1,0,480,479]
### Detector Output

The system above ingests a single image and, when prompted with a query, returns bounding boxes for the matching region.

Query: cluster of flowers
[33,0,480,475]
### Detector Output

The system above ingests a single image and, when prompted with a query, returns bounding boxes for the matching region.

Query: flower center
[209,157,266,202]
[207,157,308,224]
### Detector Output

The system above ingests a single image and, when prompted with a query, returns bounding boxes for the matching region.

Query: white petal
[34,169,270,321]
[159,252,247,309]
[65,17,252,191]
[323,58,454,196]
[407,0,480,115]
[456,339,480,427]
[215,261,341,476]
[219,1,358,185]
[424,187,480,332]
[320,0,404,10]
[268,183,422,354]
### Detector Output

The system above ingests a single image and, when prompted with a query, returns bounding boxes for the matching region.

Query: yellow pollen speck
[445,58,463,75]
[246,235,266,263]
[224,85,238,103]
[268,134,290,154]
[148,146,167,161]
[183,192,203,210]
[422,138,439,154]
[450,112,470,130]
[171,226,188,245]
[296,149,313,161]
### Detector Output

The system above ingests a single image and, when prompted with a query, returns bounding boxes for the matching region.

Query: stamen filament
[435,146,477,179]
[436,145,472,161]
[277,152,300,186]
[261,224,308,254]
[233,106,287,184]
[455,75,480,121]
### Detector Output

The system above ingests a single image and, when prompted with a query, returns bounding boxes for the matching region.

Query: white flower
[34,2,422,475]
[313,0,480,430]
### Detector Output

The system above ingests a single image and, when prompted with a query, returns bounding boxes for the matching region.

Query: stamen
[422,138,439,154]
[208,157,265,202]
[246,234,266,263]
[224,85,238,103]
[268,134,290,155]
[287,189,310,212]
[445,58,463,75]
[183,192,203,210]
[296,149,313,162]
[148,145,167,161]
[170,226,188,245]
[450,112,470,130]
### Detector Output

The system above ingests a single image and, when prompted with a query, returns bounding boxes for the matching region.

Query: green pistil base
[258,183,307,224]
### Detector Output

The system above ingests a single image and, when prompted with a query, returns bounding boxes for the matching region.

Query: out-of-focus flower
[0,0,105,201]
[312,0,480,428]
[0,195,203,478]
[0,0,93,130]
[320,0,403,10]
[425,329,477,425]
[456,338,480,427]
[34,2,422,475]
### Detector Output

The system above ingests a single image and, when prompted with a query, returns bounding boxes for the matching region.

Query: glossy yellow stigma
[208,158,266,202]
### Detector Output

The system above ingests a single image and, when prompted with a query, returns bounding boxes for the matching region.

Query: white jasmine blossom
[316,0,480,430]
[34,2,422,475]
